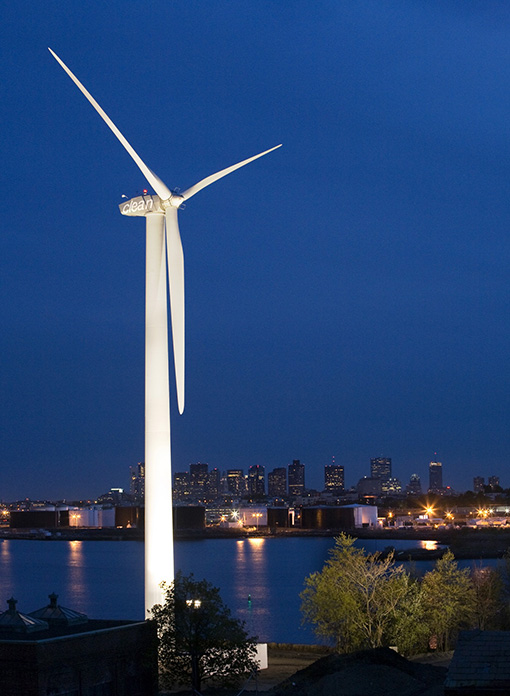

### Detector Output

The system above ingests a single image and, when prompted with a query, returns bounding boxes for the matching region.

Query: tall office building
[382,477,403,495]
[370,457,392,482]
[429,460,443,492]
[406,473,422,495]
[173,471,190,501]
[219,471,228,494]
[288,460,305,497]
[129,462,145,501]
[189,462,209,499]
[324,464,345,494]
[226,469,245,496]
[207,468,220,499]
[473,476,485,493]
[248,465,266,497]
[268,467,287,497]
[489,475,500,490]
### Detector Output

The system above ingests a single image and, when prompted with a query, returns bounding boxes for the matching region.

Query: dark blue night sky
[2,1,510,499]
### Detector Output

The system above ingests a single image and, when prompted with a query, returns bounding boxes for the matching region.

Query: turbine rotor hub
[167,193,185,209]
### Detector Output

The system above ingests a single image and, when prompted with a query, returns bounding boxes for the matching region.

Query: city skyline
[2,453,505,504]
[3,2,510,499]
[131,457,503,501]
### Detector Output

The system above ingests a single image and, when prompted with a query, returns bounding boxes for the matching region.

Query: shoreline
[1,525,510,560]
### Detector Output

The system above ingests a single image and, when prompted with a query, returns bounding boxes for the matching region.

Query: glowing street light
[252,512,263,530]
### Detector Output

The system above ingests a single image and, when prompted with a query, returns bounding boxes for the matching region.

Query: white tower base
[144,212,174,614]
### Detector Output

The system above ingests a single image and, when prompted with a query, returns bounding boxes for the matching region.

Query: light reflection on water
[1,540,11,560]
[0,536,487,643]
[0,540,13,604]
[234,538,270,638]
[0,540,145,621]
[66,541,89,607]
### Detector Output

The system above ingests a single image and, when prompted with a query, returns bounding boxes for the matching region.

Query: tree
[391,578,430,656]
[301,534,410,652]
[471,564,505,630]
[150,572,258,692]
[421,550,475,651]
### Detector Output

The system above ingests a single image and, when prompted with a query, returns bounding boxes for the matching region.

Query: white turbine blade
[165,208,185,415]
[48,48,173,201]
[181,144,282,201]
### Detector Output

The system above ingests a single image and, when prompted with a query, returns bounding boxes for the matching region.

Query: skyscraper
[189,462,208,499]
[226,469,245,496]
[324,464,345,494]
[406,473,422,495]
[489,475,500,490]
[370,457,392,482]
[288,460,305,497]
[473,476,485,493]
[207,468,220,499]
[381,477,402,495]
[129,462,145,501]
[173,471,190,501]
[268,467,287,497]
[248,465,266,497]
[429,460,443,492]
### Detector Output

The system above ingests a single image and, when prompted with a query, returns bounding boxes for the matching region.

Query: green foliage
[301,537,510,657]
[471,565,505,630]
[421,550,475,651]
[150,572,258,692]
[391,578,429,656]
[493,551,510,628]
[301,536,364,653]
[301,534,409,652]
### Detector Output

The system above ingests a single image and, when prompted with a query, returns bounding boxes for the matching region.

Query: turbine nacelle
[120,194,163,217]
[119,192,185,217]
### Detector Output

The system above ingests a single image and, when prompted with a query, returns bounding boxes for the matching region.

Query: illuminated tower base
[143,211,174,613]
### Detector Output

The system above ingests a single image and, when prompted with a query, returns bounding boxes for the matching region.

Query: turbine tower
[49,48,281,613]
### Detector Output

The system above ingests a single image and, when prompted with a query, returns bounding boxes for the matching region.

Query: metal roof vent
[0,597,49,633]
[29,592,88,626]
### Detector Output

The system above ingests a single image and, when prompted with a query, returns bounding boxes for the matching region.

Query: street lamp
[185,597,203,689]
[253,513,262,530]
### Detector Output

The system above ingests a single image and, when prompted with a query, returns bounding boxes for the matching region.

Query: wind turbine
[49,48,281,613]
